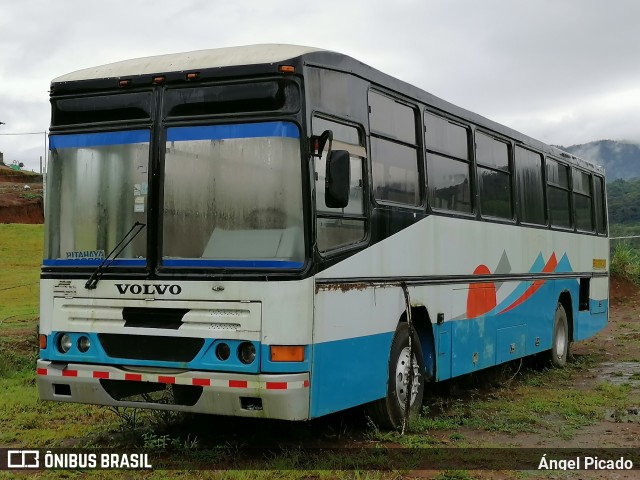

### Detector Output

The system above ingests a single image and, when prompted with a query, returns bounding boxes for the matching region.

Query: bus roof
[52,44,326,83]
[51,44,603,175]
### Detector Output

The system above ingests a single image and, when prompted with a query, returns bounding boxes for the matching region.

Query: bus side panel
[310,288,403,418]
[575,276,609,341]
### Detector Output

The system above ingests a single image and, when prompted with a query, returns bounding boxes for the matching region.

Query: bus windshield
[44,130,150,267]
[161,121,305,269]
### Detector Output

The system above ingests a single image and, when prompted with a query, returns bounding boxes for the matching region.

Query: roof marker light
[279,65,295,73]
[186,72,200,80]
[119,79,131,87]
[153,76,166,85]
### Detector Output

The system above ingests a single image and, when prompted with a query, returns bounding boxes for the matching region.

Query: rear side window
[547,159,572,228]
[515,146,545,225]
[573,169,594,232]
[594,176,607,234]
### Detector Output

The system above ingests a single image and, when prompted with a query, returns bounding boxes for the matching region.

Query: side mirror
[310,130,333,158]
[326,150,350,208]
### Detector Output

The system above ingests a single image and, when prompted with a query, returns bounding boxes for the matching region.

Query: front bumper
[37,360,310,420]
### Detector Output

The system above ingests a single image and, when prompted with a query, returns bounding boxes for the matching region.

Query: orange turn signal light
[39,334,47,350]
[270,345,305,362]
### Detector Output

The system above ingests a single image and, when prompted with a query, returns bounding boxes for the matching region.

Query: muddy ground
[0,165,44,224]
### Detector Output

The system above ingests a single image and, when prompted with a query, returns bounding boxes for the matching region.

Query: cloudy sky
[1,0,639,172]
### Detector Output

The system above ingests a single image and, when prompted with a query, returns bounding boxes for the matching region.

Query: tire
[547,302,570,368]
[367,323,425,430]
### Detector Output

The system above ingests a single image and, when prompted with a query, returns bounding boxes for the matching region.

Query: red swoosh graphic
[498,253,558,314]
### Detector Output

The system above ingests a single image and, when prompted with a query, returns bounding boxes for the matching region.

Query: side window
[476,132,512,219]
[547,158,572,229]
[515,146,545,225]
[425,112,472,213]
[368,91,420,206]
[312,116,367,252]
[594,176,607,234]
[573,169,594,232]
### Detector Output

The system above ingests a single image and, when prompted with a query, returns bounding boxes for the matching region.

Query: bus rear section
[37,278,314,420]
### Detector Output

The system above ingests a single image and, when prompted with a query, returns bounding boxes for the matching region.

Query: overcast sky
[1,0,639,172]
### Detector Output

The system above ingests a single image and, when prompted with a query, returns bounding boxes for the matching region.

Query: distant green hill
[561,140,640,181]
[607,178,640,224]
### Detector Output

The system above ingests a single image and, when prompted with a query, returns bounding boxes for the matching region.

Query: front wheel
[547,302,570,368]
[367,323,425,430]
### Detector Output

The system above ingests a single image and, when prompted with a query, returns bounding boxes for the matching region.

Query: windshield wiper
[85,222,146,290]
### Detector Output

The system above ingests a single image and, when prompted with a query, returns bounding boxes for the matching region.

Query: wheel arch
[399,305,436,382]
[558,290,574,342]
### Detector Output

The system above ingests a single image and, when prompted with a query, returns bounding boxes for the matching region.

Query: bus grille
[98,334,204,362]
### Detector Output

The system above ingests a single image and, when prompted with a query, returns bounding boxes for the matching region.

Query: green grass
[610,241,640,284]
[364,357,634,445]
[0,224,43,322]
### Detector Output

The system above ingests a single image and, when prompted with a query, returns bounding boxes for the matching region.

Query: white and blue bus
[37,45,608,429]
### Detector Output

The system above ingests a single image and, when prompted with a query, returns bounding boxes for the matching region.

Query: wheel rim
[395,346,420,408]
[555,320,566,358]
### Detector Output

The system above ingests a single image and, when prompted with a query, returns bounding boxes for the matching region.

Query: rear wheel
[547,302,570,368]
[367,323,425,430]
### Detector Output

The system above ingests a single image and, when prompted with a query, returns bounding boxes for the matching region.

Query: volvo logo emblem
[115,284,182,295]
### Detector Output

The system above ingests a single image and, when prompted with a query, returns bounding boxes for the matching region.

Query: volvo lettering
[115,284,182,295]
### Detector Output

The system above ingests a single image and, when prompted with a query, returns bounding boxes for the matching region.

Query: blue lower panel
[575,300,608,341]
[445,278,609,379]
[310,332,393,419]
[41,332,260,374]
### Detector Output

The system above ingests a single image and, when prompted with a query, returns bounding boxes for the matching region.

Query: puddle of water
[597,362,640,386]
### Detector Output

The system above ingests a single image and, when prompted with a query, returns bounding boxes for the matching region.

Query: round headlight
[215,343,230,361]
[238,342,256,364]
[58,334,72,353]
[77,336,91,353]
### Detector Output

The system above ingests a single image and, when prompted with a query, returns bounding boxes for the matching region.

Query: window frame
[424,110,475,217]
[593,174,608,235]
[312,113,369,255]
[368,89,423,209]
[572,167,595,233]
[546,157,574,231]
[514,145,547,227]
[474,129,515,222]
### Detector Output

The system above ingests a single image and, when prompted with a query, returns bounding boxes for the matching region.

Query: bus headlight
[216,342,231,361]
[77,336,91,353]
[58,334,72,353]
[238,342,256,364]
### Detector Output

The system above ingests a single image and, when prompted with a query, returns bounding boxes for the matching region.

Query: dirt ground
[0,165,44,224]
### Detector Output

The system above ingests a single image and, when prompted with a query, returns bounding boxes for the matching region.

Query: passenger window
[476,132,512,219]
[515,146,545,225]
[425,112,472,213]
[547,159,572,229]
[369,91,420,206]
[594,176,607,234]
[573,169,594,232]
